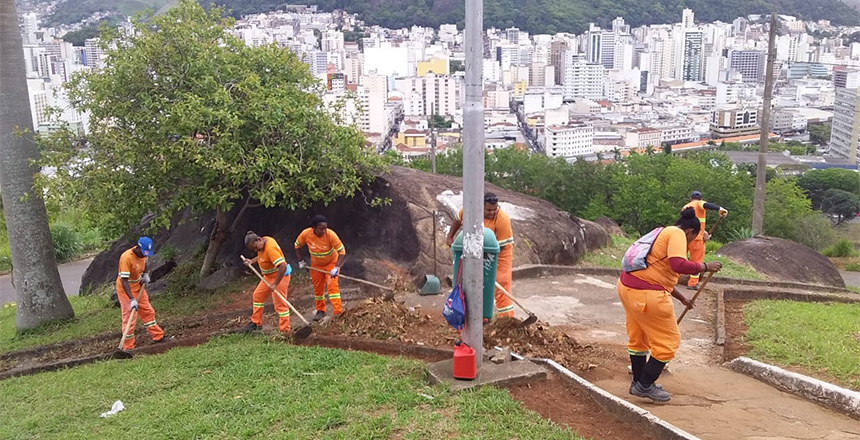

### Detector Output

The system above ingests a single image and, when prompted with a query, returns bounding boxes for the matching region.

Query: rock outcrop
[718,237,845,288]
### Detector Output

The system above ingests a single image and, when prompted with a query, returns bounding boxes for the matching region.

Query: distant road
[0,258,93,305]
[840,270,859,289]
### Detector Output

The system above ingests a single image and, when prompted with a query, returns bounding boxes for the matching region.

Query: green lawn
[744,300,860,390]
[581,235,766,280]
[0,336,583,439]
[0,286,232,355]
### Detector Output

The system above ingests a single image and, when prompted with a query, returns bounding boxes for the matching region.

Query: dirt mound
[484,318,596,370]
[595,216,628,238]
[718,237,845,288]
[83,167,610,292]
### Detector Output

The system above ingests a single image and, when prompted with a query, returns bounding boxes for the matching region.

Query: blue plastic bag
[442,257,466,331]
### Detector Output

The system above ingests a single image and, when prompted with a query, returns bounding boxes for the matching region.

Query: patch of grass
[581,234,766,280]
[705,240,723,254]
[846,262,860,272]
[744,300,860,390]
[0,336,583,439]
[848,286,860,295]
[822,239,859,258]
[0,283,232,355]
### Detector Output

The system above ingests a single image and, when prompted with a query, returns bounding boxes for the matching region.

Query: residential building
[830,87,860,163]
[679,31,704,82]
[84,38,104,70]
[659,125,694,144]
[626,127,662,149]
[833,68,860,89]
[729,50,766,83]
[545,121,594,158]
[358,74,388,134]
[394,73,461,117]
[417,57,449,76]
[562,51,605,100]
[770,108,808,133]
[710,106,760,138]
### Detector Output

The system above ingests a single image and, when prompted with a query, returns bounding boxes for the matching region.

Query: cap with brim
[137,237,153,257]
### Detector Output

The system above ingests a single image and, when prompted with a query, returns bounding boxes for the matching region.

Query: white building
[770,108,808,134]
[544,121,594,158]
[358,75,389,134]
[678,31,704,82]
[831,87,860,163]
[84,38,104,70]
[394,74,462,118]
[562,51,605,100]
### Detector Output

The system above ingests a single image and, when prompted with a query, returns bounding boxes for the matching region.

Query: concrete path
[840,270,859,289]
[508,274,860,440]
[0,258,93,306]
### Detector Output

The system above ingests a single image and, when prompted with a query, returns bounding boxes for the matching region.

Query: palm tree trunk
[0,0,74,329]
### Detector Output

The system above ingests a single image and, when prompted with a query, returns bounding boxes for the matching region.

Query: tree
[808,123,831,146]
[449,60,465,73]
[612,147,622,161]
[798,168,860,209]
[821,189,860,225]
[1,0,74,330]
[763,178,814,240]
[662,142,672,155]
[428,114,452,129]
[38,1,383,278]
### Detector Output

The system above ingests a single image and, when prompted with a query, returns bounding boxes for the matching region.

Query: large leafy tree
[798,168,860,210]
[1,0,74,329]
[39,1,383,277]
[821,189,860,225]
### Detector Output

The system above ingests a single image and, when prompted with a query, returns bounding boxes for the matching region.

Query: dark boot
[313,311,326,322]
[630,381,671,402]
[153,335,175,344]
[241,322,261,333]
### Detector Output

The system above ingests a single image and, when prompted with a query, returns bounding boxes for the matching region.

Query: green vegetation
[744,300,860,390]
[798,168,860,211]
[580,234,765,280]
[413,147,820,247]
[845,262,860,272]
[822,239,859,258]
[848,286,860,294]
[38,1,384,277]
[0,336,582,439]
[208,0,860,34]
[45,0,174,26]
[808,123,831,146]
[705,240,723,254]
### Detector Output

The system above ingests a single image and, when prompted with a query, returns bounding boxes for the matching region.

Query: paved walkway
[0,258,93,305]
[840,270,859,289]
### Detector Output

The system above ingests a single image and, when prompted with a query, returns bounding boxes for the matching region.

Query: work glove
[298,260,308,270]
[703,231,711,241]
[129,299,139,311]
[141,273,151,285]
[719,208,728,217]
[330,267,339,278]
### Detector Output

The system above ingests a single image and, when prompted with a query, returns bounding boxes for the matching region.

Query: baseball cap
[484,192,499,204]
[137,237,153,257]
[690,191,702,200]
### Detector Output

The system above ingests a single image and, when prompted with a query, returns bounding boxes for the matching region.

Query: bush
[845,262,860,272]
[50,223,83,263]
[821,239,858,258]
[77,227,105,254]
[728,227,760,242]
[705,240,723,253]
[792,213,836,251]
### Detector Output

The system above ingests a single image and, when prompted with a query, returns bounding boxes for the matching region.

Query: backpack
[622,227,664,273]
[442,257,467,331]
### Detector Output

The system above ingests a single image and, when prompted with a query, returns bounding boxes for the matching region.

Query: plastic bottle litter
[99,400,125,418]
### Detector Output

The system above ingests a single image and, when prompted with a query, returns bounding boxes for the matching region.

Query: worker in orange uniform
[241,231,292,333]
[618,208,722,402]
[116,237,170,350]
[295,215,346,322]
[682,191,727,290]
[445,192,515,319]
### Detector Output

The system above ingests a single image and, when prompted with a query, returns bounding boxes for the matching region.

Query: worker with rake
[241,231,292,334]
[446,192,515,319]
[618,208,722,402]
[116,237,169,350]
[295,215,346,321]
[682,191,728,290]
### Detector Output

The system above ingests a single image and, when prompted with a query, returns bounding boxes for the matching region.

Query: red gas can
[452,342,476,380]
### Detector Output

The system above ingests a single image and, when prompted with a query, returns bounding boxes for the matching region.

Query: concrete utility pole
[462,0,485,368]
[752,14,778,235]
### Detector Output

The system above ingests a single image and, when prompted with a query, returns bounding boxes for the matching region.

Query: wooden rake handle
[306,266,394,292]
[677,271,715,324]
[118,308,138,350]
[708,215,725,236]
[495,281,536,316]
[242,257,310,326]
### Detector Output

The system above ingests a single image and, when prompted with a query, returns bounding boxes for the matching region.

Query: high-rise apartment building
[729,50,766,83]
[545,121,594,158]
[562,51,605,100]
[679,31,703,82]
[831,87,860,163]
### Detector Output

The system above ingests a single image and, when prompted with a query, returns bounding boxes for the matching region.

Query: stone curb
[723,288,860,304]
[512,264,853,294]
[725,357,860,420]
[531,357,702,440]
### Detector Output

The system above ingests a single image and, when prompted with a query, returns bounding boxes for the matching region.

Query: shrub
[77,227,105,254]
[845,262,860,272]
[728,227,760,242]
[792,213,836,251]
[50,223,83,262]
[821,239,858,258]
[705,240,723,254]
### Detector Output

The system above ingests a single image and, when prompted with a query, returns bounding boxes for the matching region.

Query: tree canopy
[38,0,383,276]
[798,168,860,210]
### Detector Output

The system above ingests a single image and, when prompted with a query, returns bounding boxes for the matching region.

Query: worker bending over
[242,232,292,334]
[116,237,169,349]
[682,191,727,289]
[295,215,346,321]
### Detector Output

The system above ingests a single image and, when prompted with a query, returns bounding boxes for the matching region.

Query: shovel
[242,257,313,339]
[494,282,538,327]
[677,271,715,324]
[306,266,396,300]
[112,308,137,359]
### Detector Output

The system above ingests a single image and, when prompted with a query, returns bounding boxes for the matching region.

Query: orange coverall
[295,228,345,315]
[616,227,687,362]
[459,208,515,318]
[116,248,164,350]
[682,200,707,287]
[251,237,291,332]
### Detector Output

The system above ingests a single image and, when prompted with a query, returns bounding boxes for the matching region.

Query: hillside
[45,0,175,26]
[209,0,860,33]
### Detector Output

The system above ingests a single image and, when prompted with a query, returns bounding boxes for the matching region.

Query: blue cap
[690,191,702,200]
[137,237,153,257]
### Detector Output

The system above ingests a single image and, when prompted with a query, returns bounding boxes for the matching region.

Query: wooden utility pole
[752,14,778,235]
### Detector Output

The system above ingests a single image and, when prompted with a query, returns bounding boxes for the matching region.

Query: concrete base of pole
[425,356,547,392]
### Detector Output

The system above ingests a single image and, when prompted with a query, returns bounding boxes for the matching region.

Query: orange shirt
[117,248,146,284]
[257,237,286,275]
[682,200,707,241]
[294,228,345,265]
[458,207,514,251]
[631,226,688,291]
